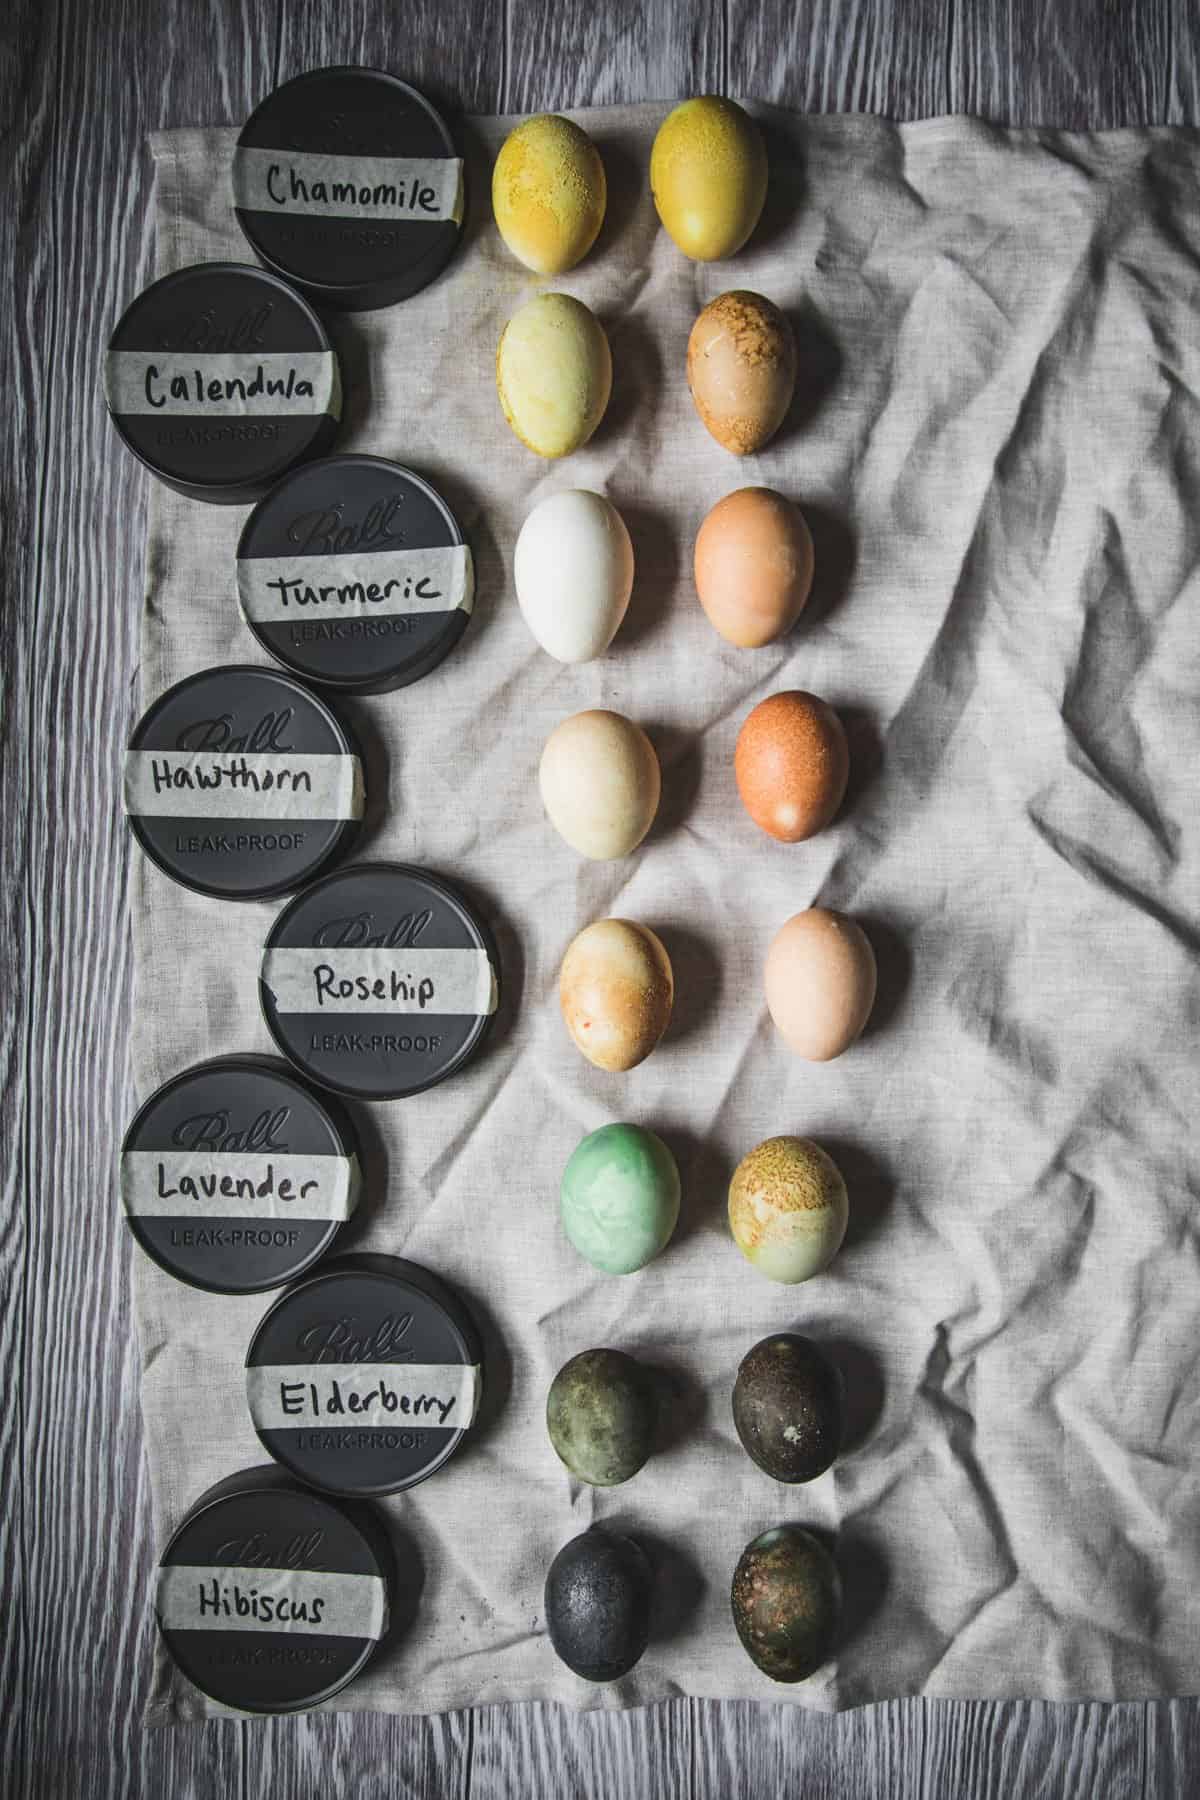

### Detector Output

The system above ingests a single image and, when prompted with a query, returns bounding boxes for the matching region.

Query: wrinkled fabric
[133,106,1200,1721]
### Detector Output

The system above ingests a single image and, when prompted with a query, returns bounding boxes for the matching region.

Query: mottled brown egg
[559,919,674,1072]
[735,692,847,841]
[732,1334,842,1483]
[764,909,877,1062]
[694,489,814,649]
[687,291,796,455]
[731,1526,840,1682]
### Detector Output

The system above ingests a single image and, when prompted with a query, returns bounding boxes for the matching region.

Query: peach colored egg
[694,489,813,649]
[764,909,877,1062]
[735,692,847,842]
[560,919,674,1072]
[687,291,795,454]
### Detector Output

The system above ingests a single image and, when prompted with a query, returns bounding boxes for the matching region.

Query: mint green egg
[561,1124,681,1275]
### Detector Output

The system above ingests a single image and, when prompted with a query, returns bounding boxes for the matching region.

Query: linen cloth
[133,104,1200,1719]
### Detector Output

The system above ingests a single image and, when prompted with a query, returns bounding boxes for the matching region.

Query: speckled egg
[561,1122,680,1274]
[728,1136,848,1284]
[492,114,606,274]
[515,491,634,663]
[687,292,796,455]
[539,711,660,859]
[732,1334,842,1483]
[650,97,768,261]
[496,293,611,458]
[734,691,847,841]
[694,489,813,648]
[765,909,877,1061]
[546,1527,653,1681]
[559,920,674,1072]
[731,1526,840,1682]
[547,1347,657,1485]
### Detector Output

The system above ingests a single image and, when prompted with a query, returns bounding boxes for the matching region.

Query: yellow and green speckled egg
[493,114,607,274]
[650,96,768,261]
[728,1136,848,1284]
[496,292,612,458]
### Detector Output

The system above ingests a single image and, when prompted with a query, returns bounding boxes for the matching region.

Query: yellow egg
[492,114,606,275]
[650,96,768,261]
[496,293,612,458]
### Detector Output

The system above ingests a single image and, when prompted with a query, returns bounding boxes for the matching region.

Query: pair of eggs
[492,96,768,279]
[545,1522,839,1687]
[556,1125,851,1290]
[495,288,796,462]
[546,1332,843,1492]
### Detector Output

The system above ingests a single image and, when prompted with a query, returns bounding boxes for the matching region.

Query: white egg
[514,490,634,663]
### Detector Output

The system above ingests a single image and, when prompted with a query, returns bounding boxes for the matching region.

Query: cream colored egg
[492,114,606,274]
[539,710,660,859]
[515,490,634,663]
[496,293,611,458]
[560,919,674,1071]
[765,909,877,1061]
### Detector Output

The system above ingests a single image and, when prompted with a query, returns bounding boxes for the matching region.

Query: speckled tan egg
[496,293,612,458]
[492,114,606,275]
[560,920,674,1072]
[735,692,847,842]
[650,97,768,261]
[764,909,877,1062]
[539,711,661,860]
[728,1136,848,1284]
[687,291,796,455]
[694,488,813,648]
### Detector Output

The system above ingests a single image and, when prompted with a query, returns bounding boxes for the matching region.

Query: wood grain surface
[2,0,1196,1794]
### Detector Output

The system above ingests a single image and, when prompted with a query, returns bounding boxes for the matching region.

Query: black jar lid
[245,1254,483,1497]
[121,1055,361,1294]
[259,862,499,1100]
[124,664,364,902]
[104,262,341,504]
[155,1463,394,1713]
[236,455,473,694]
[233,67,464,311]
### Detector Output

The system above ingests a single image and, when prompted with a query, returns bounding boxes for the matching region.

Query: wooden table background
[3,1,1198,1794]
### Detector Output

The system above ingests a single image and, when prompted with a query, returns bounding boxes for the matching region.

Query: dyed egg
[560,1123,680,1273]
[539,711,660,859]
[496,293,611,458]
[492,114,606,274]
[734,691,847,841]
[559,920,673,1071]
[547,1347,657,1485]
[728,1136,848,1284]
[516,494,634,662]
[650,96,767,261]
[765,909,877,1061]
[695,489,813,648]
[687,292,796,455]
[546,1527,653,1681]
[732,1334,841,1483]
[731,1526,840,1682]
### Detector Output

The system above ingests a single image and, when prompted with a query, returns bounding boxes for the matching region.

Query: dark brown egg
[732,1334,841,1482]
[731,1525,840,1683]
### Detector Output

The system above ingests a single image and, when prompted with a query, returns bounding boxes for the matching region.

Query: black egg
[544,1527,653,1681]
[732,1333,841,1482]
[731,1525,840,1683]
[547,1348,657,1487]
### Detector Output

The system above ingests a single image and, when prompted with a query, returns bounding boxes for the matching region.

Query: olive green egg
[732,1334,841,1483]
[731,1525,840,1682]
[547,1347,656,1487]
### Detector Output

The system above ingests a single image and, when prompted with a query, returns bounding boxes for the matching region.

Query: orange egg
[734,692,848,842]
[764,909,877,1061]
[694,488,813,648]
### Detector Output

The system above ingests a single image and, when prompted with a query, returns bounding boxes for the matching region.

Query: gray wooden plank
[921,1700,1148,1799]
[502,0,724,112]
[469,1699,691,1799]
[694,1697,928,1799]
[953,0,1176,127]
[728,0,954,115]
